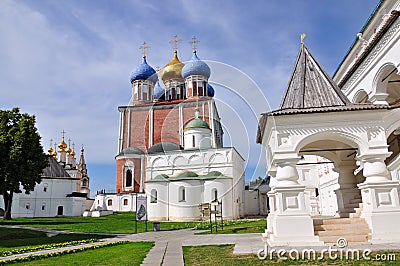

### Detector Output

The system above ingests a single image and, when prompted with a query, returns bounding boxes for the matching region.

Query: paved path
[2,226,400,265]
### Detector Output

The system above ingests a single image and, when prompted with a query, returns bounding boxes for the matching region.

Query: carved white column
[358,153,400,243]
[266,155,323,246]
[334,161,360,217]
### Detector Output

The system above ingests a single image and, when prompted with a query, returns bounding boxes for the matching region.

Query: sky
[0,0,380,196]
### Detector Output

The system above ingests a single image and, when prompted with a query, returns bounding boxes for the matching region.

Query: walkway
[2,226,400,265]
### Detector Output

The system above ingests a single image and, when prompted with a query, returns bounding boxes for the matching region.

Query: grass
[0,212,198,234]
[0,227,109,252]
[14,241,154,266]
[183,245,399,265]
[196,219,266,234]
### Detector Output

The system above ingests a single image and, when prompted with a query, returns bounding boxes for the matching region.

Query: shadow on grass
[0,227,112,248]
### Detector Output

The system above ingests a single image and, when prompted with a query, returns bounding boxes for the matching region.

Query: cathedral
[0,133,91,218]
[92,36,245,221]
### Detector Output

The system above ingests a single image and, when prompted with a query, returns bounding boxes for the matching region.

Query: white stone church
[0,135,91,218]
[257,0,400,246]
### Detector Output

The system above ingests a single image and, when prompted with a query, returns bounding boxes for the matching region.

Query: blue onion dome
[182,52,211,79]
[130,57,158,83]
[207,84,215,97]
[153,81,164,100]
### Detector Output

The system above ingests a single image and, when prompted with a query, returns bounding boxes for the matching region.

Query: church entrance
[57,206,64,216]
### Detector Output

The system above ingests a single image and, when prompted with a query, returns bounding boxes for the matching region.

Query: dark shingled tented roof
[280,44,351,110]
[42,156,70,178]
[255,43,393,144]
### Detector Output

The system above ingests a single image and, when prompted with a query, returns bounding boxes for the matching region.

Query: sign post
[135,195,148,233]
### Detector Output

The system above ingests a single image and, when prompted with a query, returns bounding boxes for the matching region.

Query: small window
[107,199,113,206]
[151,189,158,203]
[179,187,186,202]
[125,169,133,187]
[41,203,46,211]
[123,199,128,206]
[43,187,47,192]
[192,135,195,148]
[25,203,30,210]
[212,189,218,202]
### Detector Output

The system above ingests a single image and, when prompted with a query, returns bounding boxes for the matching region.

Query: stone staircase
[338,193,363,218]
[313,195,371,243]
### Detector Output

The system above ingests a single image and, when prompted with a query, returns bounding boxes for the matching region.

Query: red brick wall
[153,107,180,144]
[115,157,142,193]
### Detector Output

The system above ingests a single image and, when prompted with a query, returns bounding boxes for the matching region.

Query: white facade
[0,156,88,218]
[145,147,245,221]
[91,192,140,212]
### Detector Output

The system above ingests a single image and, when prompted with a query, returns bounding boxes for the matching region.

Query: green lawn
[13,242,154,266]
[0,227,109,252]
[0,212,198,234]
[183,245,399,265]
[196,219,266,234]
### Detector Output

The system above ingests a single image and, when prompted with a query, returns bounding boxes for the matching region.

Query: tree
[0,108,48,220]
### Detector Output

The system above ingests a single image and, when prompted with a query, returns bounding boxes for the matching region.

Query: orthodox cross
[169,34,182,52]
[189,36,200,52]
[61,130,66,138]
[139,41,150,58]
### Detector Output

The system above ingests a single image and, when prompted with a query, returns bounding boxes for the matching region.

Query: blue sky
[0,0,379,196]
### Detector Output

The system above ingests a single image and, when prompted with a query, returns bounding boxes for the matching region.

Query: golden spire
[169,34,182,52]
[67,138,72,154]
[139,41,150,58]
[194,95,200,119]
[71,142,76,158]
[189,36,200,53]
[301,33,306,46]
[53,143,57,158]
[47,138,54,155]
[58,130,67,152]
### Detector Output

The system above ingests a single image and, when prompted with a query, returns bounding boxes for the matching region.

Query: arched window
[107,199,113,206]
[179,187,186,202]
[41,202,46,211]
[125,169,133,187]
[151,189,158,203]
[123,199,128,206]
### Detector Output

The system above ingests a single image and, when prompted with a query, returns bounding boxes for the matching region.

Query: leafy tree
[0,108,48,220]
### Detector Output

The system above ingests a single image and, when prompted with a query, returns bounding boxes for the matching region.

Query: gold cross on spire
[49,138,53,147]
[301,33,306,46]
[169,34,182,52]
[139,41,150,58]
[61,130,66,140]
[189,36,200,52]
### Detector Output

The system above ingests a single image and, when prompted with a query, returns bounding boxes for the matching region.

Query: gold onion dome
[58,139,67,151]
[48,146,54,155]
[160,50,184,83]
[70,149,76,158]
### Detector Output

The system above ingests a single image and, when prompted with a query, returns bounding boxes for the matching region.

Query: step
[346,203,361,208]
[314,223,370,232]
[313,217,366,225]
[354,194,362,200]
[349,198,362,204]
[315,227,370,236]
[318,234,369,243]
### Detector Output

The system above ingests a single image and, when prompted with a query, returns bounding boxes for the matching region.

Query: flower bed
[0,241,129,265]
[0,239,98,257]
